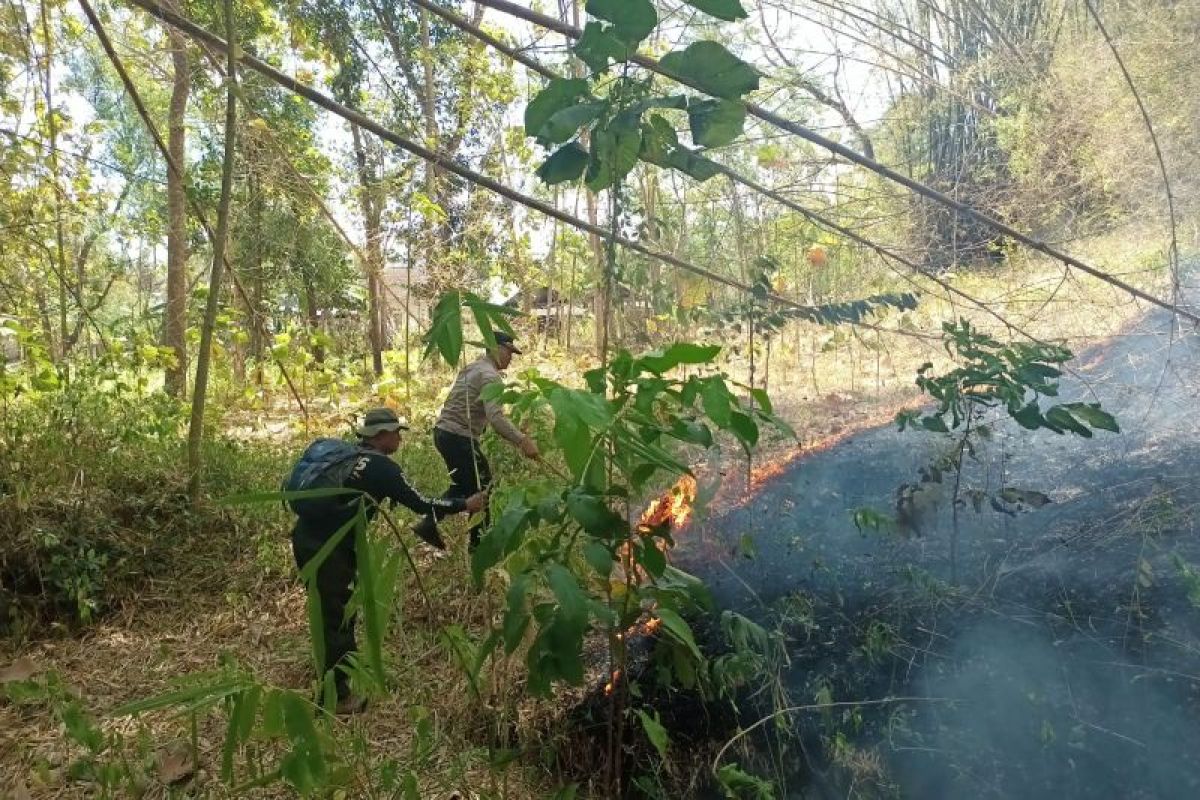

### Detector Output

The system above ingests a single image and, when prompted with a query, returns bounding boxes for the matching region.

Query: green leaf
[1012,401,1043,430]
[1064,402,1120,433]
[701,379,734,427]
[585,0,657,45]
[640,113,679,161]
[662,146,721,181]
[586,119,643,191]
[546,564,588,626]
[669,419,714,448]
[584,540,614,576]
[573,21,630,73]
[728,410,759,448]
[1045,406,1092,437]
[920,415,949,433]
[636,540,667,578]
[655,607,703,662]
[638,341,721,373]
[687,98,746,147]
[525,78,590,139]
[636,709,671,760]
[423,291,464,366]
[659,41,759,99]
[682,0,748,22]
[749,387,773,414]
[536,142,590,185]
[540,102,609,144]
[566,490,626,537]
[472,506,534,586]
[503,573,532,654]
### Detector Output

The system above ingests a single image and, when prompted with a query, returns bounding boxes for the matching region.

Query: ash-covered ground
[678,286,1200,798]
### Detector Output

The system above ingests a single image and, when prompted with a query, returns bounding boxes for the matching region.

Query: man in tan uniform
[414,331,539,550]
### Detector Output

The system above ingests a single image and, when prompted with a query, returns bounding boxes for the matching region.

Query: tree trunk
[163,3,191,397]
[351,123,385,376]
[187,0,237,502]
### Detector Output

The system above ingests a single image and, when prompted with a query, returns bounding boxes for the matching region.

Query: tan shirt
[435,355,526,445]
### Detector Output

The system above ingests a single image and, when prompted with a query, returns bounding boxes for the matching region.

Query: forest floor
[0,228,1189,798]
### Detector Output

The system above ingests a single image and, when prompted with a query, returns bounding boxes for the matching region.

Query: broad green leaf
[1011,401,1043,430]
[655,607,703,662]
[1064,402,1119,433]
[503,573,532,654]
[687,98,746,148]
[682,0,748,22]
[472,506,534,586]
[920,415,949,433]
[640,114,680,161]
[1045,406,1092,437]
[636,709,671,759]
[573,21,630,73]
[638,341,721,373]
[669,418,714,448]
[536,142,590,185]
[661,146,721,181]
[546,564,587,625]
[540,102,609,144]
[728,410,759,448]
[659,41,759,99]
[750,387,773,414]
[584,540,613,576]
[701,379,733,427]
[585,0,657,45]
[423,291,464,365]
[636,540,667,578]
[586,119,643,191]
[525,78,590,139]
[566,490,626,537]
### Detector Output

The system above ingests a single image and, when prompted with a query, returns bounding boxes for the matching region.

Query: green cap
[356,407,408,437]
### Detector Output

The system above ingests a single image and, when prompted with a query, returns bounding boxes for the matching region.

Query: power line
[468,0,1199,327]
[406,0,1040,342]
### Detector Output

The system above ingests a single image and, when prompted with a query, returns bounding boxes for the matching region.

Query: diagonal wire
[467,0,1200,326]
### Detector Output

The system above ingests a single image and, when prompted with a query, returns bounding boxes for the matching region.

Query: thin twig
[711,696,956,778]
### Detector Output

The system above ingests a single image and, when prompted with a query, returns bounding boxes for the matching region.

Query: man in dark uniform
[289,407,486,714]
[413,331,539,551]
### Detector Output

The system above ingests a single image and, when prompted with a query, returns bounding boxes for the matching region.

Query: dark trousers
[292,524,356,699]
[428,427,492,548]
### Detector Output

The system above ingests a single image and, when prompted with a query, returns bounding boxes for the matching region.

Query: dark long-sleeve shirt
[292,447,464,548]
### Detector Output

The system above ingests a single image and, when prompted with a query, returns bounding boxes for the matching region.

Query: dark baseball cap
[493,330,522,354]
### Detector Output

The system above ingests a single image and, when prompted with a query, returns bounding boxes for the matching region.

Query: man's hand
[519,437,540,459]
[465,491,489,514]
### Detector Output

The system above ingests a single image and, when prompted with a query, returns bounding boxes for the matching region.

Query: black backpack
[282,438,368,518]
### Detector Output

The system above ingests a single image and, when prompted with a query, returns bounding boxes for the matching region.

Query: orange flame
[638,475,698,532]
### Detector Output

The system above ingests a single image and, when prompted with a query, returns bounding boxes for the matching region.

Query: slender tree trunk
[37,0,70,364]
[187,0,237,502]
[351,123,385,376]
[163,3,191,397]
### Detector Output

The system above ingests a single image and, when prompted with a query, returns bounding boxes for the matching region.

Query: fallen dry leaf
[0,657,39,683]
[156,743,196,785]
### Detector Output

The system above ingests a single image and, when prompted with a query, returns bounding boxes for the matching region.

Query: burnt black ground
[676,284,1200,799]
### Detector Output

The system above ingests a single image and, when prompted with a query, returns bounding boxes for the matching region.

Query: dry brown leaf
[0,657,39,683]
[156,744,196,785]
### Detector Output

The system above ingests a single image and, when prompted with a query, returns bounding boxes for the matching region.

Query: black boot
[412,516,446,550]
